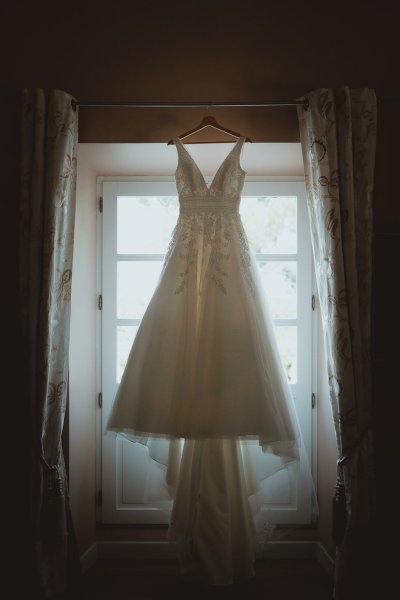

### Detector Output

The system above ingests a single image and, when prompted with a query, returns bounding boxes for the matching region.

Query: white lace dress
[107,136,316,584]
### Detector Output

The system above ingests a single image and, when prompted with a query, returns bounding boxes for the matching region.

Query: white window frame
[97,175,317,524]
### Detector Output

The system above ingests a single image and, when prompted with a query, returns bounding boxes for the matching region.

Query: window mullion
[117,254,165,261]
[117,318,141,327]
[255,254,297,261]
[274,319,297,327]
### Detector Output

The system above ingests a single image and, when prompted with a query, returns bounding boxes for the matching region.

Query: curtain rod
[74,99,309,109]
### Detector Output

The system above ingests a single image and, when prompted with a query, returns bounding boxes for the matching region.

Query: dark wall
[2,1,396,142]
[2,0,398,549]
[372,100,399,543]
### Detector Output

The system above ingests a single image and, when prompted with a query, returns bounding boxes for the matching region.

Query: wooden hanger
[167,115,252,145]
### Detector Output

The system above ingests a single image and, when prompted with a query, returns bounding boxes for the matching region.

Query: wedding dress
[107,136,317,584]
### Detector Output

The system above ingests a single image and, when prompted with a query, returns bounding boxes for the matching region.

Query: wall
[68,149,99,554]
[2,0,397,564]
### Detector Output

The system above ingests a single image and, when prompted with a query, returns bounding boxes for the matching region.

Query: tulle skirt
[108,211,299,459]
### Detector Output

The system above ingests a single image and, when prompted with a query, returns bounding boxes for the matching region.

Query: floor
[73,557,333,599]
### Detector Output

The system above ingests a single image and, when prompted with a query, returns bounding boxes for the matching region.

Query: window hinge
[98,489,102,506]
[311,393,316,409]
[98,392,103,408]
[99,196,103,213]
[311,294,316,311]
[98,294,103,310]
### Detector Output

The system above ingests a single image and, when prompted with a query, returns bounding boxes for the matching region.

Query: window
[99,177,314,524]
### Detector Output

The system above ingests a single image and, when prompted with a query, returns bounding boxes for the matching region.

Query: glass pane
[240,196,297,254]
[275,326,297,384]
[258,261,297,319]
[117,196,179,254]
[117,261,163,319]
[117,325,138,383]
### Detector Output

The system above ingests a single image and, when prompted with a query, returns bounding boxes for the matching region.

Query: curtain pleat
[20,88,80,598]
[297,87,377,598]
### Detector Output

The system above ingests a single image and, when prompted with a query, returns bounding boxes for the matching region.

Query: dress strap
[231,135,246,171]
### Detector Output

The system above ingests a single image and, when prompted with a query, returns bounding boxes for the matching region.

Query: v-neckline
[175,136,244,192]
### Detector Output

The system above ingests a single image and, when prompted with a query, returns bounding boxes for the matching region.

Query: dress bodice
[174,136,246,212]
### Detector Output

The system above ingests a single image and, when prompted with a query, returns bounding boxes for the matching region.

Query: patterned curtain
[20,89,79,598]
[297,88,377,598]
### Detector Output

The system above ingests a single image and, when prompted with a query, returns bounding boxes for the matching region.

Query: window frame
[97,175,317,524]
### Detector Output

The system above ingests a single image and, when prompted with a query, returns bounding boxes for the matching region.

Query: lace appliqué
[174,213,231,295]
[174,216,201,295]
[236,221,256,297]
